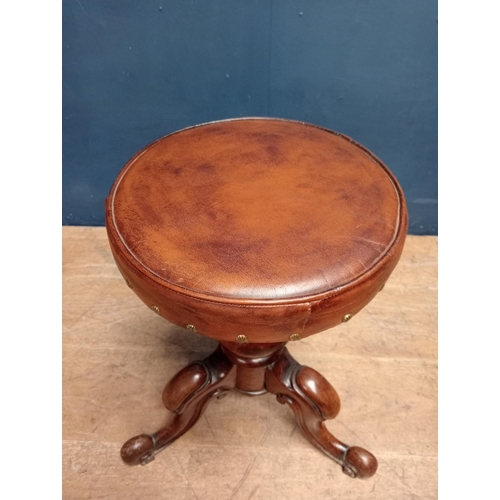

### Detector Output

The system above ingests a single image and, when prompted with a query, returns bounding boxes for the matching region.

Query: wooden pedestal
[121,342,378,479]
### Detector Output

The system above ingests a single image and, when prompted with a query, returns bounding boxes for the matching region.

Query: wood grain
[63,227,437,499]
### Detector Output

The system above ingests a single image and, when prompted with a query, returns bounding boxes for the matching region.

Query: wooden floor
[63,227,437,499]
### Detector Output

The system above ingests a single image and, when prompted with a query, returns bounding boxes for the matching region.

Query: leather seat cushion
[107,119,405,302]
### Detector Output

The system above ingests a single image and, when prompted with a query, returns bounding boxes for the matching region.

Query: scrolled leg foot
[121,346,236,466]
[121,434,156,466]
[343,446,378,479]
[266,348,378,479]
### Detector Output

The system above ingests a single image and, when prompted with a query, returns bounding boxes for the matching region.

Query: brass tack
[235,335,248,343]
[125,279,133,289]
[289,333,301,341]
[342,313,353,323]
[151,305,160,315]
[186,324,198,333]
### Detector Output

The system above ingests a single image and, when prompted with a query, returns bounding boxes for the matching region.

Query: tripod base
[121,342,377,479]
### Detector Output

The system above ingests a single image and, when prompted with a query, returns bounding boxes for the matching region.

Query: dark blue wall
[63,0,437,234]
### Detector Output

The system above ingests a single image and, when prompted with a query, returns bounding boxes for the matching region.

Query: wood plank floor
[63,227,437,499]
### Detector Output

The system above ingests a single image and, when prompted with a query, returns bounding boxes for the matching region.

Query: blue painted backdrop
[63,0,437,234]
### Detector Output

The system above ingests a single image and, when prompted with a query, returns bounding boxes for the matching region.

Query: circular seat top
[108,118,406,302]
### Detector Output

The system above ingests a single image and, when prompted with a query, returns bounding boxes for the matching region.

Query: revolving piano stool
[105,118,407,479]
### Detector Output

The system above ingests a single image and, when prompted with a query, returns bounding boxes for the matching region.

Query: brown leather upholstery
[106,118,407,343]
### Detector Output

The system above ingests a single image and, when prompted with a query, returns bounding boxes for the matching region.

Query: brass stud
[342,313,353,323]
[379,283,385,292]
[125,279,133,289]
[186,324,197,333]
[151,305,160,315]
[235,335,248,343]
[289,333,301,341]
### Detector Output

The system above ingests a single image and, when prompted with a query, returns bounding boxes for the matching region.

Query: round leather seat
[106,118,407,343]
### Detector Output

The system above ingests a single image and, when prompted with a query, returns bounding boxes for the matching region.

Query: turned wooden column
[220,341,285,394]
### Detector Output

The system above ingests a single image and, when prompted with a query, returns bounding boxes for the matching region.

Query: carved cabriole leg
[120,346,236,466]
[265,348,378,479]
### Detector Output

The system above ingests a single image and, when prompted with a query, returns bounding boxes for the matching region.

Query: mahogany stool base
[120,342,378,479]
